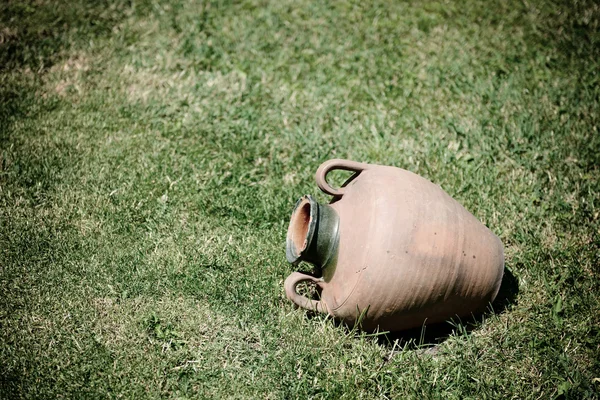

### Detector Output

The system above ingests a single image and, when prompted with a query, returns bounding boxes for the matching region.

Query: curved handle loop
[315,159,369,197]
[284,272,328,314]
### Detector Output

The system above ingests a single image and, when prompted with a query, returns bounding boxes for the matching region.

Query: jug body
[284,159,504,332]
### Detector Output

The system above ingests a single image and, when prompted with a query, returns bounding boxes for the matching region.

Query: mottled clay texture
[285,159,504,332]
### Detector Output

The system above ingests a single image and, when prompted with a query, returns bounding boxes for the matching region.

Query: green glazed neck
[286,195,339,281]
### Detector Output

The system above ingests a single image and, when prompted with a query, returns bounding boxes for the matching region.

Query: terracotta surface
[284,159,505,332]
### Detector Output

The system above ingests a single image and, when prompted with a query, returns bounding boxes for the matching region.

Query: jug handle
[284,272,328,314]
[315,159,368,197]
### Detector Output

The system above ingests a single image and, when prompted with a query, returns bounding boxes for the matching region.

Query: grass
[1,0,599,398]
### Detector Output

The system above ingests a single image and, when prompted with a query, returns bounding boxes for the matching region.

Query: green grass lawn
[1,0,599,398]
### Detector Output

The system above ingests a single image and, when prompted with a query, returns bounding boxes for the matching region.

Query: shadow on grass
[0,0,149,203]
[374,267,519,351]
[0,0,147,137]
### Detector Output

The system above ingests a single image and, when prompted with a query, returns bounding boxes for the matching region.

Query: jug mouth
[285,195,340,279]
[286,195,318,264]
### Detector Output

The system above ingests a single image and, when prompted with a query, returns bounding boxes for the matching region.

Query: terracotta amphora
[284,159,504,332]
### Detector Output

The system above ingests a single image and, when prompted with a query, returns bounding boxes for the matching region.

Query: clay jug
[284,159,504,332]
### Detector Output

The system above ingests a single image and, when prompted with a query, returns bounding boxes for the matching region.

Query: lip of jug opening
[285,195,340,276]
[286,195,317,265]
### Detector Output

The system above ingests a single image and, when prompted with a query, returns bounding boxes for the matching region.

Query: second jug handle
[315,159,368,197]
[284,272,328,314]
